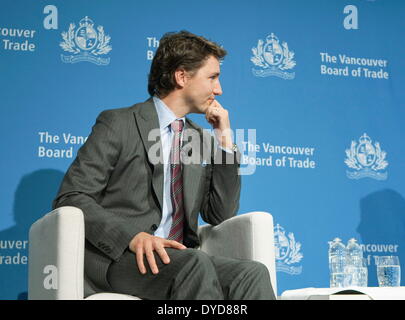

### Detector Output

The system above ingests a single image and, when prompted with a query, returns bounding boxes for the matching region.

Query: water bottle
[346,238,363,267]
[328,238,346,288]
[345,238,367,286]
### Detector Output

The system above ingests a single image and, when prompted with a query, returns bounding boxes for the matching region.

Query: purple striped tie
[168,119,184,243]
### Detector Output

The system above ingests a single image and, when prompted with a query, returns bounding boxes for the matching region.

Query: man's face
[182,55,223,114]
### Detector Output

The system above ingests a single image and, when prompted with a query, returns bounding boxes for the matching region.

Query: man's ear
[174,68,188,88]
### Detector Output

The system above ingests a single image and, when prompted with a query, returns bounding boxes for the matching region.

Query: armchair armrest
[28,206,85,300]
[198,212,277,297]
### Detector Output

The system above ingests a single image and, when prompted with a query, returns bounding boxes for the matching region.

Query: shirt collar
[153,96,185,131]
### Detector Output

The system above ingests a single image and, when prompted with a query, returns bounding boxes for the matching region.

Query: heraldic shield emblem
[60,16,112,66]
[263,34,284,66]
[251,33,296,79]
[274,224,303,275]
[75,18,98,51]
[345,133,388,180]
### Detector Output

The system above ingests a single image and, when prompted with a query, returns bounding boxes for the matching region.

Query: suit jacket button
[151,224,158,231]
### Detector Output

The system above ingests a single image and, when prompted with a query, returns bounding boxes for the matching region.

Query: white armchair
[28,206,277,300]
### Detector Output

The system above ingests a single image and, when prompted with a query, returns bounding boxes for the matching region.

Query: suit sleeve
[200,138,241,226]
[52,110,139,261]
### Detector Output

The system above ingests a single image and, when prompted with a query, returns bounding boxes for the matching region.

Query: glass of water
[375,256,401,287]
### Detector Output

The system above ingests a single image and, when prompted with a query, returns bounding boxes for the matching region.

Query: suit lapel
[134,99,164,213]
[133,99,207,220]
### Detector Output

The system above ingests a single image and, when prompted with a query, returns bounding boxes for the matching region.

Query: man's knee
[169,249,223,299]
[180,249,216,271]
[250,261,270,277]
[165,248,215,274]
[235,260,268,275]
[247,261,276,299]
[246,261,272,285]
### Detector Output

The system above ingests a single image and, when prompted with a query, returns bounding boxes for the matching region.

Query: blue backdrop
[1,0,404,299]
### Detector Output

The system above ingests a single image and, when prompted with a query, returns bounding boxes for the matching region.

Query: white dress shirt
[152,96,185,239]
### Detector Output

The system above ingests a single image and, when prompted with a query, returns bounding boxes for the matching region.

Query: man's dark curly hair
[148,30,227,98]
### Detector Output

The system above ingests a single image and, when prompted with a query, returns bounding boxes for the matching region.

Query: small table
[280,287,405,300]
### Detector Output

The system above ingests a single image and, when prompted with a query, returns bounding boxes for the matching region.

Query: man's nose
[213,81,222,96]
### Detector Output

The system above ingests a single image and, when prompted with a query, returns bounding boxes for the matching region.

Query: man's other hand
[205,100,233,150]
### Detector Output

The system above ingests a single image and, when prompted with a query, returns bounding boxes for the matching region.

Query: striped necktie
[167,119,184,243]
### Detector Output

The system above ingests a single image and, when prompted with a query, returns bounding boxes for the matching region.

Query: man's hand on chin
[205,100,233,150]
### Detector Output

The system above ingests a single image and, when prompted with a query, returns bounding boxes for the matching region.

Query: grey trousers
[106,248,276,300]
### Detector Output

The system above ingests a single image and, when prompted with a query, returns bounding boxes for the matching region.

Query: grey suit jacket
[53,98,241,290]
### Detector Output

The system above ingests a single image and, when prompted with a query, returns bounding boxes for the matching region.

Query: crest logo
[251,33,296,79]
[274,224,303,275]
[345,133,388,180]
[60,16,111,66]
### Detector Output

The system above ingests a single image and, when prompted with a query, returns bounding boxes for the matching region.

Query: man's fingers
[206,108,219,124]
[154,245,170,264]
[209,99,223,109]
[145,242,159,274]
[135,247,147,275]
[165,240,187,250]
[131,235,186,276]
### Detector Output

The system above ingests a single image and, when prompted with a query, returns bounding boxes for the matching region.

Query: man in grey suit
[53,31,275,300]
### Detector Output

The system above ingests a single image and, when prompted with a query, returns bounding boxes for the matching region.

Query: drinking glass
[375,256,401,287]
